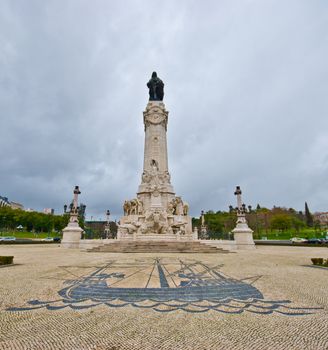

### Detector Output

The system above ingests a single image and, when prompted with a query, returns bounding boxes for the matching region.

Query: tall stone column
[117,72,193,240]
[61,186,84,249]
[138,101,175,210]
[143,102,169,174]
[231,186,255,250]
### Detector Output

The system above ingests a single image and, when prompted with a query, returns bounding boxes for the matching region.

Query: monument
[231,186,255,250]
[61,186,84,249]
[117,72,195,241]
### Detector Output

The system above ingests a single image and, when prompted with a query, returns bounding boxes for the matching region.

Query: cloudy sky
[1,0,328,219]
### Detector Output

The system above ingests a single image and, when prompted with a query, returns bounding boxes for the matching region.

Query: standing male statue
[147,72,164,101]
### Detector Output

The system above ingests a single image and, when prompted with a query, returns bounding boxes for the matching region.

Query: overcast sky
[1,0,328,220]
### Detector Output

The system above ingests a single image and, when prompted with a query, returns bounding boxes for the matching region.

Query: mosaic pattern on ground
[8,258,319,314]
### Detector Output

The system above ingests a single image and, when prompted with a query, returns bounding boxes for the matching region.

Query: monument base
[232,223,255,250]
[117,213,195,242]
[80,238,237,252]
[86,240,229,253]
[200,239,237,251]
[61,223,83,249]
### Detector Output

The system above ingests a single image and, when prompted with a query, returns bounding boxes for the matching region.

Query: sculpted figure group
[142,210,170,235]
[141,170,171,186]
[167,197,189,216]
[120,208,188,236]
[123,196,188,217]
[141,158,171,187]
[123,199,143,216]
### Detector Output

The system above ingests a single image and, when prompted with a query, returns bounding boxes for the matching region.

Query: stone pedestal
[200,225,208,239]
[117,100,194,241]
[61,223,83,249]
[232,222,255,250]
[193,227,199,240]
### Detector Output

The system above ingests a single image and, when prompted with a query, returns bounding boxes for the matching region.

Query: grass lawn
[0,231,61,239]
[1,229,327,241]
[256,228,327,240]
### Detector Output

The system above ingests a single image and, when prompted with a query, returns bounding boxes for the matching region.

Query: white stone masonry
[117,101,194,241]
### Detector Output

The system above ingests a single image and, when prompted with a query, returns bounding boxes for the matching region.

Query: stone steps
[87,241,229,253]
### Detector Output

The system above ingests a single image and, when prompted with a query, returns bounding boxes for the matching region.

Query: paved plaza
[0,245,327,350]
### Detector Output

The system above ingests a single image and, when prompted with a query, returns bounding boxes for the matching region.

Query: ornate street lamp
[104,210,111,239]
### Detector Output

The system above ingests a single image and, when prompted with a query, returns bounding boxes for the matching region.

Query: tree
[292,218,306,233]
[270,214,292,232]
[0,206,70,234]
[314,220,321,232]
[205,213,224,233]
[305,202,313,227]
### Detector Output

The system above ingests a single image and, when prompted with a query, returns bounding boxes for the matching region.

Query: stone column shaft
[143,101,169,173]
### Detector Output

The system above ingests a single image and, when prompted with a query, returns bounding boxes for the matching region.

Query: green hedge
[311,258,328,266]
[0,256,14,265]
[0,240,56,245]
[311,258,324,265]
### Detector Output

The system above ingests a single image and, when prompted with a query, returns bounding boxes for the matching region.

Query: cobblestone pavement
[0,245,327,350]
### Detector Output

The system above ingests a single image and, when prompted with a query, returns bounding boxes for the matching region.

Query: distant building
[10,201,24,210]
[0,196,10,208]
[313,212,328,226]
[43,208,54,215]
[25,208,34,212]
[0,195,24,210]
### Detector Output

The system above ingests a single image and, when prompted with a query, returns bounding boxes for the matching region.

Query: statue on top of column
[147,72,164,101]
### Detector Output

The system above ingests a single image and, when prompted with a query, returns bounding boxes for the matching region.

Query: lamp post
[104,210,111,239]
[200,210,208,239]
[61,185,84,249]
[231,186,255,249]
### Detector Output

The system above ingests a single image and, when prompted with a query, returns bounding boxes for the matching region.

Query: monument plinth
[231,186,255,250]
[61,186,84,249]
[117,73,194,241]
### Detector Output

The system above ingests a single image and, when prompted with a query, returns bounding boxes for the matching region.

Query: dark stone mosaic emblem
[8,258,320,314]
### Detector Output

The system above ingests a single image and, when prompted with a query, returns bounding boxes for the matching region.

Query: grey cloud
[1,0,327,219]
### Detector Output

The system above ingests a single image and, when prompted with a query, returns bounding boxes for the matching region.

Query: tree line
[0,206,70,233]
[0,201,320,237]
[192,202,319,239]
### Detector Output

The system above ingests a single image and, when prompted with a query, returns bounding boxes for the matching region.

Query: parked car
[305,238,322,244]
[42,237,54,242]
[53,237,61,243]
[290,237,307,243]
[0,236,16,241]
